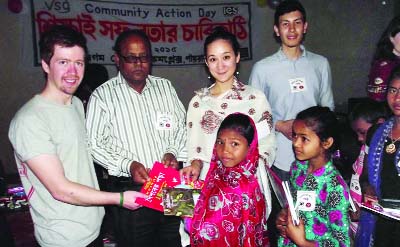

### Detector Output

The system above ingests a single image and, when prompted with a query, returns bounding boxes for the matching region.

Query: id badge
[289,77,307,93]
[296,190,316,211]
[156,112,173,130]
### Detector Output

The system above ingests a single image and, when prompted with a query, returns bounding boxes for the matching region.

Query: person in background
[367,16,400,102]
[356,65,400,247]
[276,106,350,247]
[249,1,334,244]
[249,0,334,181]
[86,29,187,247]
[8,25,145,247]
[190,113,269,246]
[347,99,387,237]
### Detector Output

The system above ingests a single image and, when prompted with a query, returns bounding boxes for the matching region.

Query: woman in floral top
[181,27,276,218]
[276,106,351,247]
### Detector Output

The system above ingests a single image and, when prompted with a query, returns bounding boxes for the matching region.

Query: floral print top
[278,160,351,247]
[186,79,276,180]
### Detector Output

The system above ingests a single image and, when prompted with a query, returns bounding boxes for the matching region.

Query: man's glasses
[119,54,150,64]
[388,86,400,95]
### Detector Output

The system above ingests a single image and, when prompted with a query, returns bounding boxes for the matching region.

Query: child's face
[216,129,249,168]
[292,120,327,164]
[351,118,372,144]
[273,10,308,49]
[387,78,400,117]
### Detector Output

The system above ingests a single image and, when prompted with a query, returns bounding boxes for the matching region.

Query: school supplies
[361,199,400,221]
[162,187,201,217]
[282,180,300,225]
[135,162,181,211]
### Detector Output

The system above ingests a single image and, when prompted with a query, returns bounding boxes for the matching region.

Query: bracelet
[119,192,124,207]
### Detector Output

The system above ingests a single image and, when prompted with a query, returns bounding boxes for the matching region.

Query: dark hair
[39,25,87,65]
[388,64,400,86]
[373,16,400,60]
[296,106,340,155]
[217,114,254,146]
[113,29,152,56]
[348,99,388,124]
[274,0,307,27]
[204,26,240,57]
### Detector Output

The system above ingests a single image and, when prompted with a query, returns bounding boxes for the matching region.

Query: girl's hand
[363,185,378,205]
[286,211,315,247]
[350,200,361,221]
[276,208,288,238]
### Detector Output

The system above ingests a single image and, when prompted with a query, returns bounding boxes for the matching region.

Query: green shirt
[278,160,351,247]
[9,95,104,247]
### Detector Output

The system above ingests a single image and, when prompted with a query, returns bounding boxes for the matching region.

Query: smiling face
[274,10,307,49]
[114,35,151,91]
[215,128,249,168]
[42,45,85,98]
[205,39,240,85]
[292,119,331,167]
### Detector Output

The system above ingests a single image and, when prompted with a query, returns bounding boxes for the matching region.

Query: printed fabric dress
[186,79,276,217]
[278,160,351,247]
[190,113,269,247]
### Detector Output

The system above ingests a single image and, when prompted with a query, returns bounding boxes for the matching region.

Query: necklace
[386,128,400,154]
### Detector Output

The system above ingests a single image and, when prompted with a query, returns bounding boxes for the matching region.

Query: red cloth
[367,58,400,101]
[190,114,269,247]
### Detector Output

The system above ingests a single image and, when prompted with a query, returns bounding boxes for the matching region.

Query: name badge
[289,77,307,93]
[296,190,316,211]
[156,112,173,130]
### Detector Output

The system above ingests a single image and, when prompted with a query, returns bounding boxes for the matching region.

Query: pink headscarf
[190,113,269,247]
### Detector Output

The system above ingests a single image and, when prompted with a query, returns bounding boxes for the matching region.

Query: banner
[31,0,252,66]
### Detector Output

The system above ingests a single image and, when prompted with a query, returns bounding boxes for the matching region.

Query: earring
[236,71,240,75]
[207,75,211,79]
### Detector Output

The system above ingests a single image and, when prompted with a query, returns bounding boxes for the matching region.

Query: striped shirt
[86,73,187,177]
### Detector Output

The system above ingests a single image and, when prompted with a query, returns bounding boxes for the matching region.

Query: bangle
[119,192,124,207]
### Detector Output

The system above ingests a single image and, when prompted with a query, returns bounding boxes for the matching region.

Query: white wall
[0,0,394,174]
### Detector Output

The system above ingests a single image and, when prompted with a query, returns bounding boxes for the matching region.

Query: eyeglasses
[388,87,400,95]
[119,54,150,64]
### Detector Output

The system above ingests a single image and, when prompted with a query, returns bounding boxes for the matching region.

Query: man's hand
[129,161,149,184]
[121,191,147,210]
[162,153,179,170]
[180,160,202,183]
[276,120,294,140]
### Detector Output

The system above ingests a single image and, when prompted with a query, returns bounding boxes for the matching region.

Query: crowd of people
[6,0,400,246]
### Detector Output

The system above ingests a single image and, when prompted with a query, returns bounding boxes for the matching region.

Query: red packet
[135,162,181,211]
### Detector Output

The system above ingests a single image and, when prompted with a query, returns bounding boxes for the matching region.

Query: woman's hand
[180,160,203,183]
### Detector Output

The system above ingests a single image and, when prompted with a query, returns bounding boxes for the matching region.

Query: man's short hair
[274,0,307,27]
[113,29,152,56]
[39,25,87,65]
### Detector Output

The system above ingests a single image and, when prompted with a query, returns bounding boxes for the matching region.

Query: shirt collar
[118,72,152,92]
[196,77,244,99]
[277,45,307,61]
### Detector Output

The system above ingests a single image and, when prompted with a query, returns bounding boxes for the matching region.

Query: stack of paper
[282,181,299,225]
